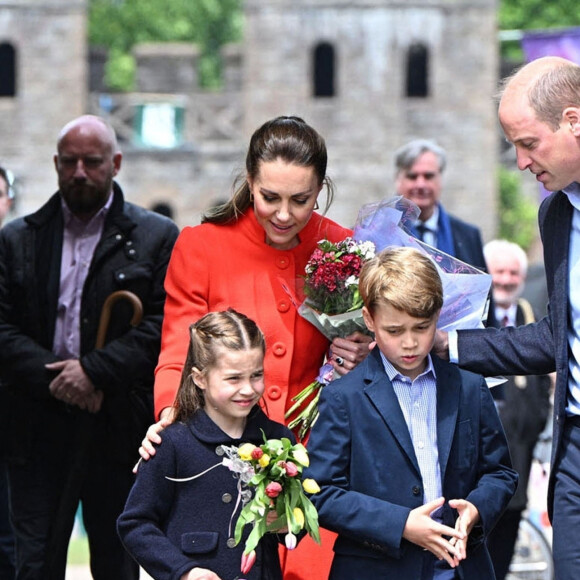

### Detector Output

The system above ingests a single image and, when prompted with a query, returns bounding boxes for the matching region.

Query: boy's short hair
[359,246,443,318]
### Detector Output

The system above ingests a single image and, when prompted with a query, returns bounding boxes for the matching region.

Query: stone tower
[243,0,499,237]
[0,0,87,215]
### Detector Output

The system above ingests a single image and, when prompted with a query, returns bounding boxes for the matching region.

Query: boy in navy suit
[305,247,517,579]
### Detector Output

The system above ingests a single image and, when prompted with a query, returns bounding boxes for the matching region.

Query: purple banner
[521,27,580,64]
[520,28,580,199]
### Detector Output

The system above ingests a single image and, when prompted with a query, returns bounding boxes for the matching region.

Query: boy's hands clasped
[448,498,480,563]
[402,497,480,569]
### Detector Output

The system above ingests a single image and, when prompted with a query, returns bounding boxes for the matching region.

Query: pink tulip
[285,461,298,477]
[241,549,257,575]
[265,481,283,498]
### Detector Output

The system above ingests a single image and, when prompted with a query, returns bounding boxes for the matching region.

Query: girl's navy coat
[117,408,292,580]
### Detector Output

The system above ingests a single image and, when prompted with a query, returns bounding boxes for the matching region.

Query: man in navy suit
[482,239,551,580]
[436,56,580,580]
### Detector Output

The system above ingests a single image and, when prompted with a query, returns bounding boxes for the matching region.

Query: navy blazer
[446,212,487,272]
[457,190,567,519]
[305,348,517,580]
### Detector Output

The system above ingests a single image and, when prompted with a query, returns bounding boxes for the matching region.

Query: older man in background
[394,139,494,326]
[394,139,488,271]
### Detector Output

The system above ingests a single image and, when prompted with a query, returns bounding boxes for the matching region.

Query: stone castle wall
[0,0,499,240]
[0,0,87,217]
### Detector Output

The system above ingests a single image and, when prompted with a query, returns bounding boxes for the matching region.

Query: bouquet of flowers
[285,237,376,438]
[220,435,321,575]
[353,196,492,332]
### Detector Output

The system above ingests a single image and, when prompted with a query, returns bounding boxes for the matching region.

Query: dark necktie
[502,314,510,327]
[416,223,429,242]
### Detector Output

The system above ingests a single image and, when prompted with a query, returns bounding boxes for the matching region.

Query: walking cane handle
[95,290,144,349]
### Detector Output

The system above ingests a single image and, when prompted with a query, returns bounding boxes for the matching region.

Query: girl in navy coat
[118,310,292,580]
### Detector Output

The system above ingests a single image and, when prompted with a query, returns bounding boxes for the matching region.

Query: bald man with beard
[0,116,179,579]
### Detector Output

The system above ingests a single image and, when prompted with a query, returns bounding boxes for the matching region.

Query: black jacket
[0,183,179,462]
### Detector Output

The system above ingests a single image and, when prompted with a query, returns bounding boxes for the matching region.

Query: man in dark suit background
[394,139,495,327]
[435,56,580,580]
[482,239,551,580]
[394,139,488,271]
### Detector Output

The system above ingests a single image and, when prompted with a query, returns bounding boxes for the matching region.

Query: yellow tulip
[293,507,305,529]
[302,478,321,494]
[259,453,271,468]
[238,443,257,461]
[291,444,310,467]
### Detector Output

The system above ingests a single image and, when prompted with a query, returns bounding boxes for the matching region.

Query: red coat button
[277,300,290,313]
[267,386,282,400]
[276,257,290,270]
[272,342,286,356]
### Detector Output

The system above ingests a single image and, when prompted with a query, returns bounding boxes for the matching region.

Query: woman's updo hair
[202,116,334,224]
[173,309,266,423]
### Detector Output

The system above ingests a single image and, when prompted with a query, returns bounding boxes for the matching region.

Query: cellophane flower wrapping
[220,434,321,574]
[285,238,376,438]
[353,196,492,332]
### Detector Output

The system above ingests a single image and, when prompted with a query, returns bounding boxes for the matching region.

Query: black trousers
[0,459,15,578]
[486,508,521,580]
[7,411,138,580]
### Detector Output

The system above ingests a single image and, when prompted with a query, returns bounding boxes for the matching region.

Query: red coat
[155,209,349,580]
[155,209,351,424]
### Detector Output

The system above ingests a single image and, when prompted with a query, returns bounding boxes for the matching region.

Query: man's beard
[61,181,111,217]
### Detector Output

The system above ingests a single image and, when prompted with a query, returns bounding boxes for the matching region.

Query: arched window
[0,43,16,97]
[313,42,335,97]
[406,43,428,98]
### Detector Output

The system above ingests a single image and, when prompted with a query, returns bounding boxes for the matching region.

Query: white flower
[345,275,358,288]
[221,445,256,484]
[285,532,297,550]
[356,240,376,260]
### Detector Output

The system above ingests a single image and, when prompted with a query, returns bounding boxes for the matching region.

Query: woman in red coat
[146,116,371,579]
